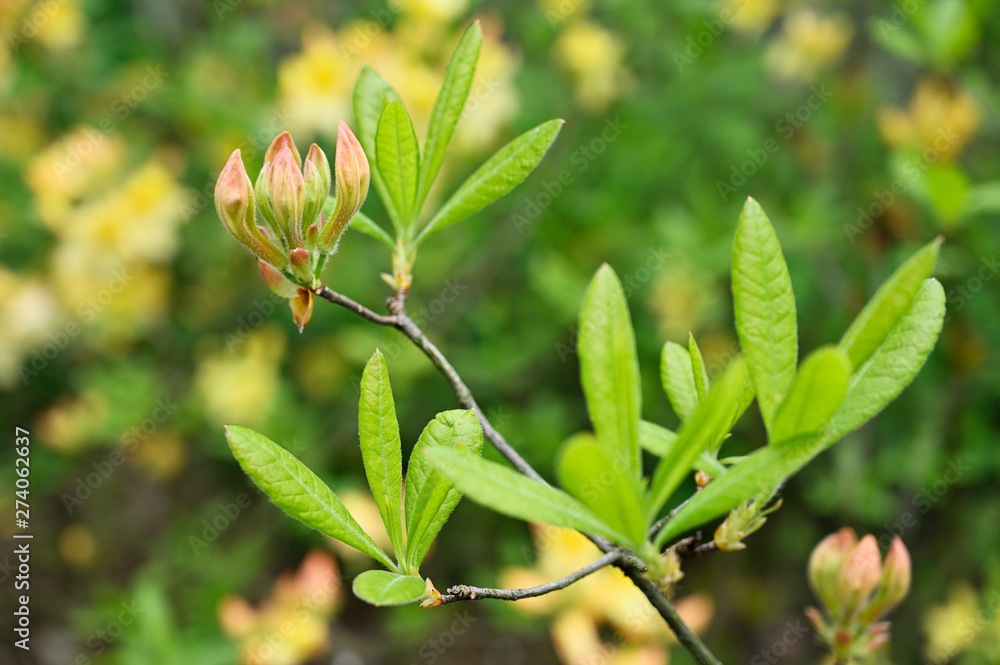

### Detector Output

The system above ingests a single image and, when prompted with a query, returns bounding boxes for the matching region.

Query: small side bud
[268,147,306,249]
[257,260,299,298]
[290,288,314,333]
[264,131,302,169]
[302,155,329,231]
[288,247,315,284]
[863,537,911,622]
[318,121,370,252]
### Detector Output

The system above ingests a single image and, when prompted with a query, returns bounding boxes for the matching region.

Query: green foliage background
[1,0,998,663]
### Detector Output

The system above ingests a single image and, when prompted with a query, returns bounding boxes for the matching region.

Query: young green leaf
[376,102,421,230]
[660,341,699,421]
[404,410,484,572]
[424,447,631,544]
[825,278,945,444]
[688,333,709,401]
[646,357,747,520]
[414,119,563,245]
[224,425,395,570]
[359,349,406,563]
[839,238,941,369]
[578,264,641,485]
[639,421,727,476]
[415,21,482,216]
[732,197,798,431]
[353,66,404,232]
[352,570,427,607]
[770,347,851,445]
[557,433,645,547]
[348,210,395,249]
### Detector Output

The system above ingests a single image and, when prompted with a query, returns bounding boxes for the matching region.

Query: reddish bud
[839,535,882,615]
[809,527,856,614]
[214,150,253,243]
[268,147,306,249]
[288,247,315,284]
[864,537,911,622]
[264,131,301,169]
[319,121,370,252]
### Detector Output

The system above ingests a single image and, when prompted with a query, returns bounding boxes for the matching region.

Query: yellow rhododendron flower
[765,10,852,82]
[877,78,980,162]
[554,19,630,112]
[194,326,286,425]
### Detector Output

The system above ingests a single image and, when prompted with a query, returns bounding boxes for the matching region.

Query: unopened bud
[809,527,856,615]
[302,152,330,233]
[215,150,286,268]
[264,131,302,169]
[863,537,911,622]
[257,260,299,298]
[319,120,370,252]
[268,147,306,249]
[288,247,315,284]
[839,535,882,615]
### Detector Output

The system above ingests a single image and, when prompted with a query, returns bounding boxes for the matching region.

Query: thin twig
[438,551,621,604]
[313,284,722,665]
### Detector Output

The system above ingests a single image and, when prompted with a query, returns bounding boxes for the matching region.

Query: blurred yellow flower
[726,0,779,37]
[195,326,286,425]
[128,432,187,480]
[219,550,343,665]
[877,78,980,162]
[58,523,98,569]
[0,113,45,162]
[923,583,983,662]
[765,10,852,82]
[0,268,63,389]
[33,0,85,52]
[541,0,591,28]
[500,524,714,665]
[25,126,128,230]
[37,388,110,451]
[277,26,355,139]
[554,19,630,113]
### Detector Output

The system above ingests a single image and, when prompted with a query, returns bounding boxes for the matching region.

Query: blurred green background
[1,0,998,663]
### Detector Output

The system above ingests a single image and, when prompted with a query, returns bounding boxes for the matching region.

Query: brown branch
[313,283,722,665]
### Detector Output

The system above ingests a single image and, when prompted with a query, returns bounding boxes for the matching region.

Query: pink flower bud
[268,147,306,249]
[863,537,911,622]
[318,121,370,252]
[257,260,299,298]
[838,535,882,616]
[214,150,253,244]
[288,247,315,284]
[264,131,301,169]
[809,527,856,615]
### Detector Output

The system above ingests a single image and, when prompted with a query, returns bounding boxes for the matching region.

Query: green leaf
[655,280,946,548]
[838,238,941,369]
[376,102,421,230]
[660,341,699,421]
[348,210,395,249]
[352,66,404,233]
[578,264,641,485]
[653,434,815,548]
[414,119,563,246]
[404,410,483,572]
[826,279,945,444]
[639,420,677,456]
[359,350,405,562]
[639,421,727,476]
[224,425,395,570]
[425,447,630,544]
[352,570,426,606]
[557,434,645,547]
[646,357,747,520]
[771,347,851,445]
[688,333,709,401]
[415,21,482,217]
[732,197,798,431]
